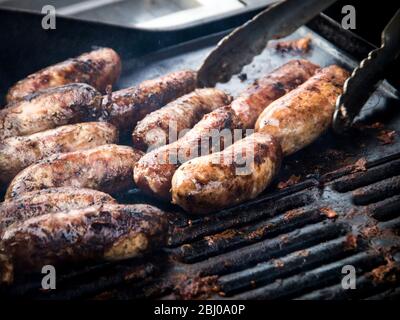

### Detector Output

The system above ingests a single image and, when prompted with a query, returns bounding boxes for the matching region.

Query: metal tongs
[333,8,400,133]
[197,0,400,134]
[197,0,338,87]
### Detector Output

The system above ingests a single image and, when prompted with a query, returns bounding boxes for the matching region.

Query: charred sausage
[0,83,103,140]
[101,70,197,137]
[0,204,167,283]
[255,65,349,155]
[6,144,143,199]
[132,88,232,151]
[134,60,318,200]
[0,187,116,231]
[171,133,281,214]
[0,122,118,184]
[6,48,121,103]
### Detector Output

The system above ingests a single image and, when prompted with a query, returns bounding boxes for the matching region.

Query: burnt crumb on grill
[173,275,219,300]
[377,130,396,145]
[204,229,241,245]
[353,158,367,173]
[238,73,247,82]
[283,208,304,221]
[271,36,312,55]
[344,234,358,250]
[247,225,272,240]
[361,225,380,238]
[369,258,399,284]
[277,175,301,189]
[320,207,338,219]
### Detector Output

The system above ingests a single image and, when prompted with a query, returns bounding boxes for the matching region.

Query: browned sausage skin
[171,133,282,214]
[0,122,118,185]
[132,88,232,151]
[134,106,241,200]
[0,204,167,284]
[255,65,350,155]
[6,48,121,103]
[0,83,103,140]
[0,187,116,231]
[134,60,318,200]
[101,70,197,137]
[231,59,319,128]
[6,144,143,199]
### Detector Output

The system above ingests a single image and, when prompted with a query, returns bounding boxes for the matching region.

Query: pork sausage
[101,70,197,137]
[0,83,103,140]
[231,59,319,128]
[171,133,281,214]
[6,47,121,103]
[132,88,232,151]
[0,187,116,231]
[134,60,318,200]
[0,204,167,283]
[255,65,350,155]
[0,122,118,184]
[6,144,143,199]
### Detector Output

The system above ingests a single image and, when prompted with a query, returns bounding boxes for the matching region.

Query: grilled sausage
[134,60,318,200]
[6,48,121,103]
[171,65,349,214]
[0,204,167,283]
[171,133,281,214]
[132,88,232,151]
[255,65,349,155]
[0,83,102,140]
[6,144,143,199]
[0,187,116,231]
[134,106,241,200]
[0,122,118,184]
[101,70,197,137]
[231,59,319,128]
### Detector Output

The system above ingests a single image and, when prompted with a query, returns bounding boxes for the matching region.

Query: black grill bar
[297,273,400,300]
[379,217,400,230]
[368,195,400,221]
[352,176,400,205]
[188,221,348,277]
[228,252,384,300]
[173,207,325,263]
[6,260,158,299]
[332,159,400,193]
[365,287,400,300]
[168,190,317,247]
[218,236,360,295]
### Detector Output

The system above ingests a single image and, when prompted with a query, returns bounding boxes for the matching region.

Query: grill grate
[3,152,400,300]
[1,10,399,300]
[160,153,400,300]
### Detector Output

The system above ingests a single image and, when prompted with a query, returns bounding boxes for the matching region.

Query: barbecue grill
[0,4,399,300]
